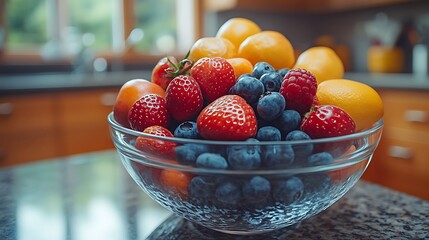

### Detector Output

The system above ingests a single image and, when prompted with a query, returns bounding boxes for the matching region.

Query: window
[0,0,201,70]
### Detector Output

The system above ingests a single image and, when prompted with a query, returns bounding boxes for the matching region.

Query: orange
[316,79,384,131]
[188,37,236,62]
[216,18,261,50]
[238,31,295,70]
[159,169,192,199]
[113,79,165,128]
[226,57,254,80]
[293,46,344,84]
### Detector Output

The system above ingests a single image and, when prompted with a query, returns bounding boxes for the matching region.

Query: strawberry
[189,57,236,103]
[300,105,356,156]
[128,94,169,131]
[152,55,193,90]
[165,75,204,122]
[196,95,257,141]
[135,125,177,158]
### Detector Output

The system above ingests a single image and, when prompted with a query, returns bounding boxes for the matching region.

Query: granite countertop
[1,71,429,94]
[0,150,428,240]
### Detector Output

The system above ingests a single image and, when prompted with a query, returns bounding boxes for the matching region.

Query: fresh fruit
[261,144,294,168]
[151,56,178,90]
[280,68,317,115]
[256,126,282,141]
[113,79,165,128]
[173,121,200,139]
[189,176,215,200]
[285,130,314,159]
[272,176,304,204]
[159,169,192,199]
[175,143,209,165]
[242,176,271,205]
[189,57,236,103]
[238,31,295,70]
[228,75,264,105]
[151,55,193,90]
[227,139,262,170]
[316,79,384,131]
[215,17,261,50]
[215,180,242,206]
[196,153,228,169]
[293,46,344,84]
[257,92,286,121]
[272,110,301,138]
[252,62,275,79]
[128,94,169,131]
[306,152,334,166]
[300,105,356,139]
[260,72,282,92]
[226,57,254,80]
[165,75,204,122]
[188,37,237,62]
[196,95,257,141]
[135,125,177,158]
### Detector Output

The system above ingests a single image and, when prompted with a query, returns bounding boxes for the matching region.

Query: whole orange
[113,79,166,128]
[316,79,384,131]
[226,57,254,80]
[216,18,261,50]
[188,37,236,62]
[238,31,295,70]
[293,46,344,84]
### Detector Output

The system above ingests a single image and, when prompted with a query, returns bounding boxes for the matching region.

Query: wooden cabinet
[362,89,429,200]
[0,87,119,168]
[57,89,117,155]
[0,93,61,166]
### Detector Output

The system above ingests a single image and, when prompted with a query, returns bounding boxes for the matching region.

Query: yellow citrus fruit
[238,31,295,70]
[188,37,237,62]
[226,57,254,80]
[316,79,384,131]
[293,46,344,84]
[216,18,261,50]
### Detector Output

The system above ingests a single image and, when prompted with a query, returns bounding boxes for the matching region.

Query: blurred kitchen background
[0,0,428,200]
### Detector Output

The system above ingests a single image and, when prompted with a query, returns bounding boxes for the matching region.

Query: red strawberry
[135,125,177,158]
[279,68,317,115]
[152,55,193,90]
[152,56,178,90]
[300,105,356,156]
[196,95,257,141]
[189,57,236,103]
[128,94,169,131]
[165,75,204,122]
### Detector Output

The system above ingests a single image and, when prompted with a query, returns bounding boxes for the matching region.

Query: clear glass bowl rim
[108,112,383,175]
[107,112,383,146]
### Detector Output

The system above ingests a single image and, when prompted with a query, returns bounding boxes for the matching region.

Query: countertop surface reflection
[0,150,428,240]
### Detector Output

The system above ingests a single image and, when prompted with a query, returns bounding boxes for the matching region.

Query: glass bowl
[107,112,383,235]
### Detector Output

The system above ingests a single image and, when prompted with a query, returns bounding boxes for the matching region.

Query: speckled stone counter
[0,150,428,240]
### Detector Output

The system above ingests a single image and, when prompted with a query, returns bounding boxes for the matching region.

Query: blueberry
[277,68,290,78]
[189,176,215,200]
[272,176,304,204]
[237,73,252,81]
[260,72,282,92]
[256,126,281,141]
[229,75,264,105]
[257,92,286,121]
[242,176,271,205]
[300,173,332,194]
[252,62,275,79]
[262,144,295,168]
[215,181,242,206]
[227,147,261,170]
[272,110,301,138]
[175,144,209,165]
[174,121,200,139]
[285,130,314,160]
[307,152,334,166]
[196,153,228,169]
